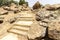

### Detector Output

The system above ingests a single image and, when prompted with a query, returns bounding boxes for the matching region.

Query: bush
[10,0,19,5]
[0,0,8,6]
[19,0,28,6]
[0,0,19,6]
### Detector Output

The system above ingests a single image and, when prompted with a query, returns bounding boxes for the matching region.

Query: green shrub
[0,0,19,6]
[19,0,28,6]
[0,0,29,6]
[0,0,8,6]
[10,0,19,5]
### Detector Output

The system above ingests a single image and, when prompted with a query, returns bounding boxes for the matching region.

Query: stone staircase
[8,11,35,36]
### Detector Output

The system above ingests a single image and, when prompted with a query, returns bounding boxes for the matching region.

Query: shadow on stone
[41,27,54,40]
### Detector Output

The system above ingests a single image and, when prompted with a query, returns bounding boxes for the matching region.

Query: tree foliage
[0,0,28,6]
[0,0,9,6]
[19,0,28,6]
[0,0,19,6]
[10,0,18,5]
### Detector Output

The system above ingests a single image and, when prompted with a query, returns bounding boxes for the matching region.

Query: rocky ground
[0,2,60,40]
[35,3,60,40]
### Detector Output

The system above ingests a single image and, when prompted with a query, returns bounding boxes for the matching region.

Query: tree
[19,0,28,6]
[10,0,19,5]
[0,0,19,6]
[0,0,9,6]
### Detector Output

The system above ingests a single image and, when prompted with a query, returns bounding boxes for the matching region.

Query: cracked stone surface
[36,6,60,40]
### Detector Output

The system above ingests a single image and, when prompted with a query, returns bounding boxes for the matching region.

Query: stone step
[8,28,28,36]
[19,16,34,18]
[11,28,28,32]
[17,13,34,18]
[7,11,35,37]
[14,21,33,26]
[18,12,34,14]
[17,18,34,21]
[20,14,33,17]
[0,15,6,19]
[12,26,30,31]
[0,19,4,21]
[13,24,31,28]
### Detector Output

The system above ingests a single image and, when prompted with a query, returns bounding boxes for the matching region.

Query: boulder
[48,20,60,40]
[45,4,60,10]
[0,8,8,15]
[36,8,60,40]
[33,1,42,9]
[28,21,46,39]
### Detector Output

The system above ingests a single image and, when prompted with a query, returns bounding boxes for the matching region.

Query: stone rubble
[0,3,46,40]
[35,3,60,40]
[0,2,60,40]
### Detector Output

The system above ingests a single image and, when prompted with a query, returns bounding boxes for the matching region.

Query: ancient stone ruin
[0,1,60,40]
